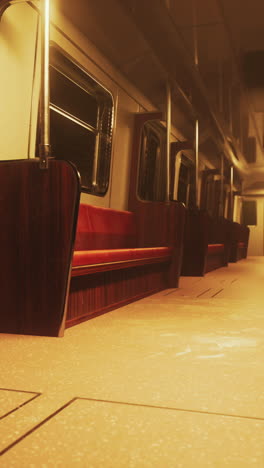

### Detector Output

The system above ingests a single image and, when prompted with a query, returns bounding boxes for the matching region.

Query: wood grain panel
[181,210,229,276]
[205,252,226,273]
[229,222,250,262]
[67,263,168,327]
[167,201,186,286]
[128,111,186,287]
[0,159,80,336]
[181,209,208,276]
[71,255,171,276]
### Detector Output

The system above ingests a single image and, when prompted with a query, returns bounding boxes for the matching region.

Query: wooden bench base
[0,159,80,337]
[181,210,229,276]
[228,223,249,263]
[229,242,247,262]
[66,261,169,327]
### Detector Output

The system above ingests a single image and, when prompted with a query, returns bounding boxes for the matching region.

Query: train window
[241,200,257,225]
[201,171,221,217]
[50,67,98,127]
[177,154,196,208]
[39,47,114,195]
[138,121,166,201]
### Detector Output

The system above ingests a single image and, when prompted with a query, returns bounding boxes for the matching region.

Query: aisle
[0,257,264,467]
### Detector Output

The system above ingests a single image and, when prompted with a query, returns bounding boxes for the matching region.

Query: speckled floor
[1,256,264,467]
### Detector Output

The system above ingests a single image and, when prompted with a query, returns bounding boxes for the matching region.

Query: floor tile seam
[211,288,224,297]
[1,395,264,457]
[0,393,41,421]
[163,289,179,296]
[196,288,212,297]
[0,387,40,395]
[0,398,77,456]
[77,396,264,422]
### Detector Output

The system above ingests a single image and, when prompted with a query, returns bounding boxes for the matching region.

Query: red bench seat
[207,244,225,254]
[72,204,174,277]
[238,241,246,248]
[74,204,137,250]
[72,246,172,276]
[66,203,179,327]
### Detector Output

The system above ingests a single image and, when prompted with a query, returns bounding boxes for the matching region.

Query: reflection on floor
[1,256,264,467]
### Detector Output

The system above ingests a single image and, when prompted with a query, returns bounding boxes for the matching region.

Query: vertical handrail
[230,165,234,220]
[27,13,40,158]
[192,0,198,68]
[218,60,223,114]
[166,81,171,202]
[92,106,100,190]
[192,0,199,209]
[195,119,199,208]
[39,0,50,169]
[220,152,224,217]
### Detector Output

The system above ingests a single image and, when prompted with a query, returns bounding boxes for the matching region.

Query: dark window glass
[205,177,214,216]
[138,122,166,202]
[50,67,98,127]
[242,200,257,225]
[204,177,221,217]
[177,155,196,208]
[50,110,96,190]
[39,47,114,196]
[189,170,196,208]
[178,163,188,204]
[201,170,223,217]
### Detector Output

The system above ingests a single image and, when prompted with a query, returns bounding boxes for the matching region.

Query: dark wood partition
[128,112,186,287]
[207,216,231,270]
[0,159,80,336]
[181,210,230,276]
[130,201,186,287]
[168,202,186,284]
[67,262,170,327]
[181,209,208,276]
[229,222,250,262]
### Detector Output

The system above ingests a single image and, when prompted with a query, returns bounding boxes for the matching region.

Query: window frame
[137,120,167,202]
[38,44,115,196]
[176,153,196,208]
[201,169,222,217]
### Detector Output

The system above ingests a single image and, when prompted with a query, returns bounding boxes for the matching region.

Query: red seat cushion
[72,246,172,267]
[238,241,246,248]
[75,204,137,250]
[207,243,224,254]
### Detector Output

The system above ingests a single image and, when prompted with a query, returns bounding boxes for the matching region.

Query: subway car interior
[1,0,264,465]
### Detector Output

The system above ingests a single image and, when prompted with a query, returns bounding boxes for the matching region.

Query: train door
[242,197,264,255]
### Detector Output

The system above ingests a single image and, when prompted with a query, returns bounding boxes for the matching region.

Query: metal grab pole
[230,165,234,220]
[220,152,224,217]
[193,0,199,208]
[166,81,171,202]
[195,119,199,208]
[192,0,198,67]
[39,0,50,169]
